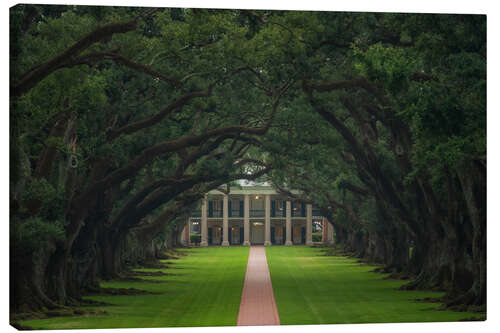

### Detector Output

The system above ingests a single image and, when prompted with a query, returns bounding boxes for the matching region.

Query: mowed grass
[22,246,249,329]
[266,246,485,325]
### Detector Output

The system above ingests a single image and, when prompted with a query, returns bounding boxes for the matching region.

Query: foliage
[9,5,486,312]
[11,217,66,253]
[190,234,201,244]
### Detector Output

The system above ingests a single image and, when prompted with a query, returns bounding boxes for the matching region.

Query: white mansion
[180,185,334,246]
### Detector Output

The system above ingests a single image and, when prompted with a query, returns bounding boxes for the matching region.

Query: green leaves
[10,6,485,257]
[352,43,416,95]
[11,217,66,253]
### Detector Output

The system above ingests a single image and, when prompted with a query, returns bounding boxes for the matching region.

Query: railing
[209,210,223,218]
[230,210,243,217]
[193,208,323,218]
[250,209,265,217]
[274,209,284,217]
[292,210,305,217]
[312,209,322,216]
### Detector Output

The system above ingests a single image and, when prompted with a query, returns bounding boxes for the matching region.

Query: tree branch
[12,19,138,98]
[106,89,211,142]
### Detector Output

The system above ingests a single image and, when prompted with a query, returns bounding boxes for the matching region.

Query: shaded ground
[266,246,486,325]
[20,247,249,329]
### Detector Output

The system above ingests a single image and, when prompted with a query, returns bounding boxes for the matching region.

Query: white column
[243,194,250,246]
[306,204,313,246]
[222,194,229,246]
[322,218,327,243]
[285,200,292,246]
[200,198,208,246]
[328,220,335,244]
[180,221,188,246]
[264,194,271,246]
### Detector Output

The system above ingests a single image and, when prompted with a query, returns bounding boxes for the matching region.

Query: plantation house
[181,186,334,246]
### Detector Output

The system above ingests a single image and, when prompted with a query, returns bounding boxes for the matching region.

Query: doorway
[251,222,264,244]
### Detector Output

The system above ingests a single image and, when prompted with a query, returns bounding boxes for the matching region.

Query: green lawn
[21,245,485,329]
[22,246,249,329]
[266,246,485,325]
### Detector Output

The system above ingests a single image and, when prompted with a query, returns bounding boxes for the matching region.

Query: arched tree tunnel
[10,5,486,315]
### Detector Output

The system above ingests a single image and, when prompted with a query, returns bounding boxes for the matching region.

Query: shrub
[312,232,322,242]
[190,234,201,244]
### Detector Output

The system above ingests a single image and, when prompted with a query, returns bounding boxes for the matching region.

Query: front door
[251,222,265,244]
[231,226,240,245]
[213,227,221,244]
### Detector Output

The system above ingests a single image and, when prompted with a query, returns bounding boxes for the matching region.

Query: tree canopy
[10,5,485,314]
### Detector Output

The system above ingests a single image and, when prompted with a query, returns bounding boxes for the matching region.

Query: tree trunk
[451,160,486,308]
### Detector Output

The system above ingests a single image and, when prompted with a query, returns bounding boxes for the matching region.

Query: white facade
[182,186,331,246]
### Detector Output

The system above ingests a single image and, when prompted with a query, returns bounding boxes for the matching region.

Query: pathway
[237,246,280,326]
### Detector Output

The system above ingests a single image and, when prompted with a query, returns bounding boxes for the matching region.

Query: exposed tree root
[399,271,443,292]
[444,287,485,309]
[383,271,411,280]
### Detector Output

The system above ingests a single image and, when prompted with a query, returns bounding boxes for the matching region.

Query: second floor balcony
[191,198,323,219]
[250,209,265,217]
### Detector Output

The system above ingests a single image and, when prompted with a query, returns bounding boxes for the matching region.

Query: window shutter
[271,200,276,217]
[208,201,213,217]
[228,200,232,217]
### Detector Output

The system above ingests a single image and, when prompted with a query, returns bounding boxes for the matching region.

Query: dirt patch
[77,298,111,307]
[459,316,486,321]
[88,287,162,296]
[415,297,442,303]
[130,270,174,277]
[382,272,411,280]
[135,263,170,269]
[158,250,186,259]
[121,276,163,283]
[10,308,109,323]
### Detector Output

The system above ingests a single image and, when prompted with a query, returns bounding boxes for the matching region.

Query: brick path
[237,246,280,326]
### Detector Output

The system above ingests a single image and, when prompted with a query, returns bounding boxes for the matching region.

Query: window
[191,221,201,234]
[213,200,222,211]
[251,197,264,210]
